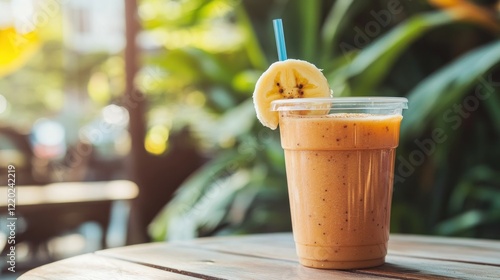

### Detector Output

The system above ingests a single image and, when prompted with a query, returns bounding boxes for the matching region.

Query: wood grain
[19,233,500,279]
[98,243,382,280]
[389,234,500,266]
[18,253,197,280]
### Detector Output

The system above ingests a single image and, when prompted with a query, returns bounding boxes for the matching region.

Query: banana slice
[252,59,331,129]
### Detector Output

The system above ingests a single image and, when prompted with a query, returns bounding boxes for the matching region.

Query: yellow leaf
[0,27,40,77]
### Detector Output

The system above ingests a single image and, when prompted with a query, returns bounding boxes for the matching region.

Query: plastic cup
[272,97,408,269]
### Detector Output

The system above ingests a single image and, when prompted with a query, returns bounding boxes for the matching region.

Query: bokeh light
[32,118,66,159]
[33,118,65,146]
[144,125,170,155]
[102,104,129,126]
[88,72,111,105]
[185,90,206,108]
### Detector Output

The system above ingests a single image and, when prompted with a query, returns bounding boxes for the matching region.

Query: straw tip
[273,18,287,61]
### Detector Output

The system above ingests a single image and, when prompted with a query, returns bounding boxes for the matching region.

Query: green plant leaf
[175,169,252,239]
[482,86,500,138]
[298,0,320,62]
[191,98,256,148]
[320,0,366,64]
[235,5,268,70]
[401,40,500,138]
[435,210,485,235]
[337,12,453,96]
[148,149,250,241]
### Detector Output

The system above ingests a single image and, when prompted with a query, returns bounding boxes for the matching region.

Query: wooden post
[124,0,148,244]
[123,0,204,244]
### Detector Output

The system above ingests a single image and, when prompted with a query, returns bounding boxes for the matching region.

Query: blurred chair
[0,126,43,186]
[0,180,138,272]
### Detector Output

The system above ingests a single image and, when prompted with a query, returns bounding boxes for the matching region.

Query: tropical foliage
[146,0,500,240]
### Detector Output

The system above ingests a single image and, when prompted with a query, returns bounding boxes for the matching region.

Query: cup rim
[271,97,408,111]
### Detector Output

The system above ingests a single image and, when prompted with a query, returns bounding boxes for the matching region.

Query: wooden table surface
[19,233,500,279]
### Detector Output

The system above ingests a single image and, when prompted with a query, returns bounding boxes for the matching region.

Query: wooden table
[18,233,500,279]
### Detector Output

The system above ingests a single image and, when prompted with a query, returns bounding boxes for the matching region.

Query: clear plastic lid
[271,97,408,115]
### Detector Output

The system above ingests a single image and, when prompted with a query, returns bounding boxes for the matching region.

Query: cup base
[295,242,388,270]
[299,256,384,270]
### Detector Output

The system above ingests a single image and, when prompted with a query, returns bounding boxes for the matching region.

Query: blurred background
[0,0,499,276]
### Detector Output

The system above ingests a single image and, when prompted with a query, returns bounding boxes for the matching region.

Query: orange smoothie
[279,113,402,269]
